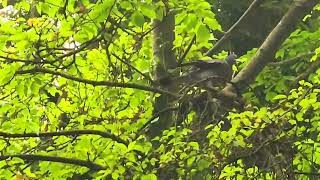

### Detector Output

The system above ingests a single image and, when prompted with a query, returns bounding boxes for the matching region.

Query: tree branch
[0,56,43,64]
[221,0,319,97]
[0,130,128,145]
[178,35,196,65]
[111,53,154,83]
[205,0,265,56]
[269,51,315,66]
[293,56,320,86]
[149,7,179,138]
[16,67,177,97]
[0,154,105,170]
[294,171,320,176]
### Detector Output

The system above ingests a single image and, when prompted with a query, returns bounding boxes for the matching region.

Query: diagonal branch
[205,0,265,56]
[111,53,154,83]
[0,130,128,145]
[0,154,105,170]
[221,0,319,97]
[178,35,196,65]
[15,67,177,97]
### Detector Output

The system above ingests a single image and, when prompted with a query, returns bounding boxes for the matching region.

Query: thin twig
[294,171,320,176]
[178,35,196,65]
[16,67,178,97]
[293,56,320,86]
[205,0,265,56]
[111,53,154,82]
[269,52,315,66]
[0,130,128,145]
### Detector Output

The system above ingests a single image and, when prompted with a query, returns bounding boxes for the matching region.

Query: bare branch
[294,171,320,176]
[0,56,45,64]
[15,67,178,97]
[111,53,154,83]
[178,35,196,65]
[205,0,265,56]
[0,154,105,170]
[0,130,128,145]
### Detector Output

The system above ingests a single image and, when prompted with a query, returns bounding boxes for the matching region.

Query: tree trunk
[148,9,178,138]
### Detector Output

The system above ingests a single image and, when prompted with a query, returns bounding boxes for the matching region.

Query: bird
[174,53,237,90]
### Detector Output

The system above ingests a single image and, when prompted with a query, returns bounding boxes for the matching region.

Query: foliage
[0,0,319,179]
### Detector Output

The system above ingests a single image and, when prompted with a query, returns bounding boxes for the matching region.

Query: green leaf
[185,14,198,30]
[2,0,7,7]
[140,4,156,19]
[141,174,157,180]
[266,91,277,101]
[119,1,132,10]
[196,24,210,42]
[155,1,165,20]
[188,142,199,150]
[197,159,210,170]
[30,78,41,95]
[0,64,20,85]
[273,94,287,100]
[299,99,312,109]
[88,0,115,23]
[131,11,145,27]
[204,17,222,31]
[18,1,31,11]
[187,156,196,167]
[112,172,119,179]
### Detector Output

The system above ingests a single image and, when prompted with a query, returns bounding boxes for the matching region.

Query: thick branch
[0,130,128,145]
[152,11,177,78]
[16,67,177,97]
[0,154,105,170]
[222,0,319,96]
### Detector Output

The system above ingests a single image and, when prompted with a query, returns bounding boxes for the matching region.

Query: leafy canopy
[0,0,319,179]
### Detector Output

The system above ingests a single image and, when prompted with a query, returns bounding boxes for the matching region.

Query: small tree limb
[0,130,128,145]
[16,67,177,97]
[293,57,320,86]
[269,51,315,66]
[0,154,105,170]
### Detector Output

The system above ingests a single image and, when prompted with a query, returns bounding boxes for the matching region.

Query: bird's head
[225,53,238,66]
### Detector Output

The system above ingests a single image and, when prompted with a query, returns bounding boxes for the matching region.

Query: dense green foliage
[0,0,319,179]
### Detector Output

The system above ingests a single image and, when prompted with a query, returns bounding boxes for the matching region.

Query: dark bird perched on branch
[174,53,238,90]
